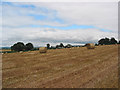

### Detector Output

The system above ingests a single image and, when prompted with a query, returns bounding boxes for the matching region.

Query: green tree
[104,38,110,45]
[110,37,117,44]
[95,43,98,46]
[59,43,64,47]
[118,40,120,44]
[98,37,117,45]
[98,38,105,45]
[65,44,72,48]
[47,43,50,49]
[56,45,60,48]
[11,42,25,51]
[26,43,34,50]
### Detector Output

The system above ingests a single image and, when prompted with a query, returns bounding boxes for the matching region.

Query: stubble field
[2,45,118,88]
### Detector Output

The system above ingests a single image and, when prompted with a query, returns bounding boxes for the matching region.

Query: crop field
[0,49,11,52]
[2,45,118,88]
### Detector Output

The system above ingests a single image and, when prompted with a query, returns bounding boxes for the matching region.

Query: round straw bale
[86,43,95,49]
[39,47,47,53]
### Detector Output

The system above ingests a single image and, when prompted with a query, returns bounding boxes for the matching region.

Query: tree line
[98,37,118,45]
[11,42,34,52]
[11,37,119,52]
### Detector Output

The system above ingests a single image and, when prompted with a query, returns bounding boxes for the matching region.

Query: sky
[1,0,118,47]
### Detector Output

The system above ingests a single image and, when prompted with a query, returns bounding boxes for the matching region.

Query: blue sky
[2,2,113,31]
[1,2,118,47]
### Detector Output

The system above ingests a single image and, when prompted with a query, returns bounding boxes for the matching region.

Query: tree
[95,43,98,46]
[47,43,50,49]
[98,38,105,45]
[50,46,56,49]
[118,41,120,44]
[11,42,25,51]
[104,38,110,45]
[56,45,60,48]
[98,37,117,45]
[65,44,72,48]
[11,42,34,51]
[59,43,64,47]
[110,37,117,44]
[25,43,34,50]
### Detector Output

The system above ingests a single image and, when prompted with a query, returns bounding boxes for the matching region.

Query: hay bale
[86,43,95,49]
[39,47,47,53]
[19,51,23,53]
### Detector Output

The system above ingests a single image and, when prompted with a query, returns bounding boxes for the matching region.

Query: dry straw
[86,43,95,49]
[39,47,47,53]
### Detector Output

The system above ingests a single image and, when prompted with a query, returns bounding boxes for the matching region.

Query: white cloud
[1,2,118,47]
[2,0,119,2]
[34,2,118,31]
[2,2,118,30]
[2,3,68,27]
[2,27,118,47]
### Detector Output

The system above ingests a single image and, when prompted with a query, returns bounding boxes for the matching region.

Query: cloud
[36,2,118,31]
[2,27,117,47]
[2,2,67,27]
[1,2,118,47]
[2,0,119,2]
[3,2,118,30]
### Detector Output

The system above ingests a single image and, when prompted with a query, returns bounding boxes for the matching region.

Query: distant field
[2,45,118,88]
[0,49,11,52]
